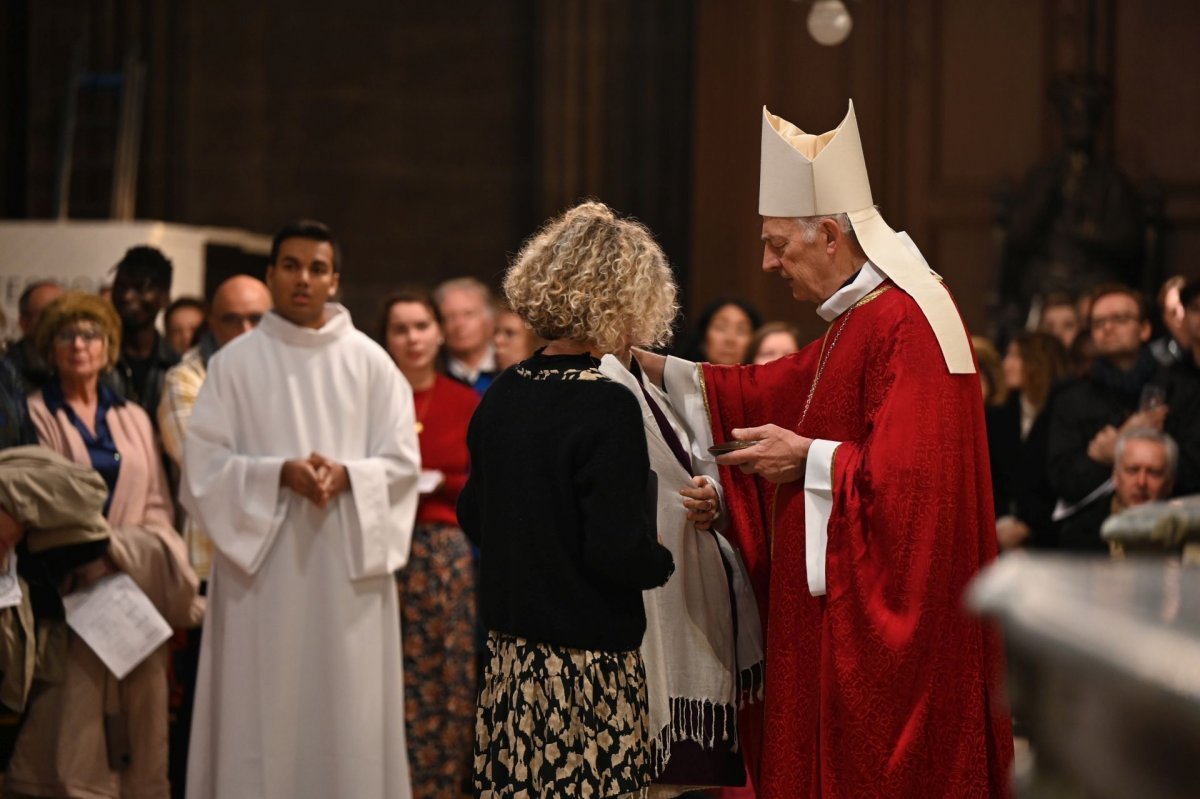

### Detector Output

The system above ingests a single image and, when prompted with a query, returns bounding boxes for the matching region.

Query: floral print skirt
[474,632,653,799]
[395,522,478,799]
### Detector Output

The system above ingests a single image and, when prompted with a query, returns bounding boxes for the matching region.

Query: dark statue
[994,74,1162,336]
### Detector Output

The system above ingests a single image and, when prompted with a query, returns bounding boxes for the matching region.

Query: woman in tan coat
[6,291,202,799]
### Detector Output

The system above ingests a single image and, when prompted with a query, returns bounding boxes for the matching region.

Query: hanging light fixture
[806,0,854,46]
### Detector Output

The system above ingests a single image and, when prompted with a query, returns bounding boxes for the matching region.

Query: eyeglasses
[1090,313,1140,330]
[54,326,105,345]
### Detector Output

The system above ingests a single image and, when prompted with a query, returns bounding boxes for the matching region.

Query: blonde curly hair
[504,201,678,353]
[36,291,123,371]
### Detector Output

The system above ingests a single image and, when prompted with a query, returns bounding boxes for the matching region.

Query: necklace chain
[798,307,854,429]
[414,380,435,434]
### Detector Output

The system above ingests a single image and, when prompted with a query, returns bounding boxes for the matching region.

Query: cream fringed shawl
[599,355,764,796]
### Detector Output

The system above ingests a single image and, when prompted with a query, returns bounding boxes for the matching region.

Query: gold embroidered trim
[696,362,714,431]
[852,283,892,309]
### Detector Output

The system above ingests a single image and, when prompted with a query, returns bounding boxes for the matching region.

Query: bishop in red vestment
[641,102,1012,798]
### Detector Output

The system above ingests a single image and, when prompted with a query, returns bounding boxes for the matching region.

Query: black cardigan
[457,351,675,652]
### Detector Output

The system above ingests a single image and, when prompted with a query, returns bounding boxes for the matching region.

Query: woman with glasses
[7,291,202,798]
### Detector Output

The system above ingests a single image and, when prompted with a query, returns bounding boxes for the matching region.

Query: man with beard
[110,246,179,422]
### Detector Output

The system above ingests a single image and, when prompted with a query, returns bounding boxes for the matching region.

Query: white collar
[446,345,497,382]
[816,261,887,322]
[260,303,352,347]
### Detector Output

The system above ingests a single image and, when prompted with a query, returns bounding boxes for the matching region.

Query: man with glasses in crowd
[1046,284,1179,541]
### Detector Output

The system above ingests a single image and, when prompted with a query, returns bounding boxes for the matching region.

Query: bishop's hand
[716,424,811,484]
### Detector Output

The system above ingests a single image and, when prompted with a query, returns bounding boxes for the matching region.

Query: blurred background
[2,0,1198,342]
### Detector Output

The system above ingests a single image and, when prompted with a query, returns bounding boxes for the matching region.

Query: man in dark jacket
[109,246,180,423]
[1047,284,1171,523]
[1058,427,1177,551]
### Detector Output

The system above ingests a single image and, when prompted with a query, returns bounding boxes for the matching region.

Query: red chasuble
[702,284,1012,798]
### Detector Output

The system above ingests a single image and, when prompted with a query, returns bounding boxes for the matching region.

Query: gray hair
[792,214,869,259]
[793,213,853,244]
[1115,427,1179,483]
[432,276,495,319]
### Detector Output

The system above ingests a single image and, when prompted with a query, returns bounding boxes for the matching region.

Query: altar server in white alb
[181,219,421,799]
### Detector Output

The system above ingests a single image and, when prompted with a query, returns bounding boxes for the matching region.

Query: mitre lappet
[759,101,976,374]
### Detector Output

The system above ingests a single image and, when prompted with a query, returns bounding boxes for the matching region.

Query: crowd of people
[0,211,767,798]
[0,97,1195,799]
[664,274,1200,563]
[974,278,1200,555]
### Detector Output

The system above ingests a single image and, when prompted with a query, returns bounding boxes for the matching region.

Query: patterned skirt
[474,632,654,799]
[395,522,478,799]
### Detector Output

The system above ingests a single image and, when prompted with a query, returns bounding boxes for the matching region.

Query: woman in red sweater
[379,289,479,799]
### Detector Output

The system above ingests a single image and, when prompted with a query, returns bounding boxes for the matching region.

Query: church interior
[2,1,1200,797]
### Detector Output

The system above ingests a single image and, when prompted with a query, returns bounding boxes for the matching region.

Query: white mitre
[759,101,975,374]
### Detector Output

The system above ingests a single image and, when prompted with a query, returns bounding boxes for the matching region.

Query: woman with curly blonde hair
[459,201,677,798]
[502,201,678,354]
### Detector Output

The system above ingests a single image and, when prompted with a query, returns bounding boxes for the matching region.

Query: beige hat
[759,101,975,374]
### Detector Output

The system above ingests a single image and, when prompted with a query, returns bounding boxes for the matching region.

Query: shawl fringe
[737,659,765,706]
[649,695,740,777]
